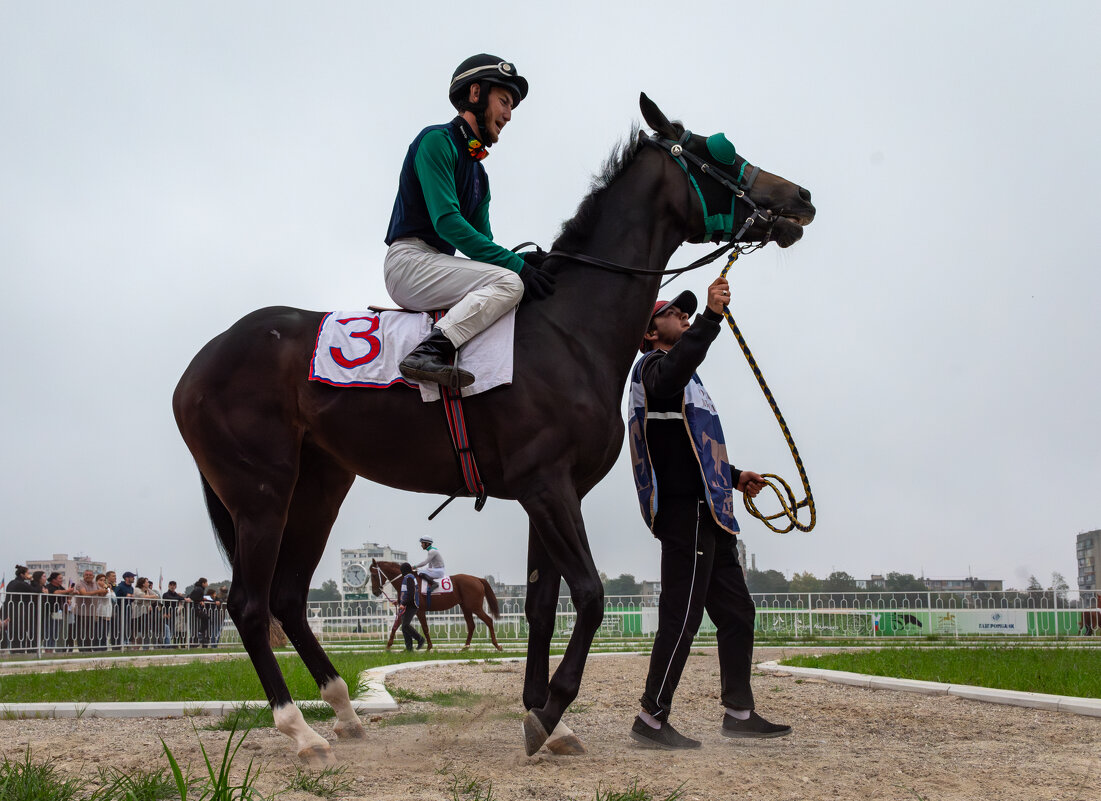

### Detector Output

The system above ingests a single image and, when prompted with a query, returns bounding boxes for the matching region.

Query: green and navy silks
[385,118,525,273]
[628,351,739,535]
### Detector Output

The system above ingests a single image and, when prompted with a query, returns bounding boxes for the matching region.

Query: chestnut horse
[173,94,814,763]
[368,559,503,651]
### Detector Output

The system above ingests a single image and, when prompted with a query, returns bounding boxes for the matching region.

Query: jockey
[398,562,425,651]
[413,536,445,591]
[384,54,556,390]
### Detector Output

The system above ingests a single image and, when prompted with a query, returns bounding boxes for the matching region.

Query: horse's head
[368,558,386,597]
[639,93,814,249]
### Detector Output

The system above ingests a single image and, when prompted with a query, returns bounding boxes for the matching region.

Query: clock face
[344,563,368,589]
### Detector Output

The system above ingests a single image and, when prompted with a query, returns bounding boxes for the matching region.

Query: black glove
[519,250,556,301]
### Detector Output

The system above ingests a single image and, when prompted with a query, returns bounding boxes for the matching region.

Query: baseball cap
[650,289,697,321]
[122,571,136,579]
[640,290,698,352]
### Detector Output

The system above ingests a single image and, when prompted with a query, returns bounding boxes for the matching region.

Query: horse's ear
[640,92,676,138]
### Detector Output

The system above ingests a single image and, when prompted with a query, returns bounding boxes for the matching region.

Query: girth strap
[428,311,488,520]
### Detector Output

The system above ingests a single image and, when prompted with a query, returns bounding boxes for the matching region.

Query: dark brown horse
[368,559,503,651]
[173,94,814,763]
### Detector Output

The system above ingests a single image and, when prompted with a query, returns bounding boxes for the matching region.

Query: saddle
[416,573,450,610]
[308,308,509,514]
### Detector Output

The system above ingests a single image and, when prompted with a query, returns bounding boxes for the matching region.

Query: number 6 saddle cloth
[308,308,515,401]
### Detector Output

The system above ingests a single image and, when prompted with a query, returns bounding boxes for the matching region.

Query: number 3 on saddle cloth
[308,307,517,509]
[309,308,515,400]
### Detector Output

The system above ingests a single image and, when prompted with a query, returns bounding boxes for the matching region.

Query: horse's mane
[554,120,685,250]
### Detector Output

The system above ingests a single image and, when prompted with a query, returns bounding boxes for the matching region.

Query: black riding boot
[398,327,475,389]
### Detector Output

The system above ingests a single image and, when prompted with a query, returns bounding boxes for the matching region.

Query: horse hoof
[495,645,504,652]
[460,645,470,651]
[298,744,334,767]
[522,710,550,757]
[333,719,367,740]
[546,721,586,755]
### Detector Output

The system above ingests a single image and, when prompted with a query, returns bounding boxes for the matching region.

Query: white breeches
[384,238,523,347]
[419,567,445,581]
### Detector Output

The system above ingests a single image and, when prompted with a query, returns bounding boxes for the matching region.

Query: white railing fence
[0,594,236,657]
[3,589,1098,657]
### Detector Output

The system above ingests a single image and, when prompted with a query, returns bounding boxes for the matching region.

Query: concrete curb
[757,660,1101,717]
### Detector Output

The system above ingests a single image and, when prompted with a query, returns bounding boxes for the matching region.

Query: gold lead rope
[719,251,816,533]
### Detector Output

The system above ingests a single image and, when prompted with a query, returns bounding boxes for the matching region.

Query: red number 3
[330,315,381,368]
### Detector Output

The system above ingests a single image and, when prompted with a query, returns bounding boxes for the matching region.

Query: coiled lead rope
[719,251,816,533]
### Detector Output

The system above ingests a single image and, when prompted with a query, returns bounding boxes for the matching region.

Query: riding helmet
[449,54,529,109]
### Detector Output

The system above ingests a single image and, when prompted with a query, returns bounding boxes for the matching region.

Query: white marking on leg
[273,703,329,754]
[320,676,365,737]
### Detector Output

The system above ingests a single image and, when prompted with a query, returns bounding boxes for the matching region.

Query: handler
[627,276,791,749]
[384,54,555,389]
[398,563,425,651]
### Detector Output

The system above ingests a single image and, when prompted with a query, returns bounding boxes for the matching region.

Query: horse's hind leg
[418,608,433,650]
[268,443,363,742]
[473,607,502,651]
[225,495,333,764]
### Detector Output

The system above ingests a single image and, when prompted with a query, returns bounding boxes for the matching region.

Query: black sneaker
[629,716,701,750]
[721,711,792,739]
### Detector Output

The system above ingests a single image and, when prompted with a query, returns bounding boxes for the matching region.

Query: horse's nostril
[798,186,812,203]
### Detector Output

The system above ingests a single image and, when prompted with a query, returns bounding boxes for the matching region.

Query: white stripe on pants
[384,238,524,347]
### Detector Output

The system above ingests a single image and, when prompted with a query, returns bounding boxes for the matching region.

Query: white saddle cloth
[309,308,515,401]
[421,575,454,595]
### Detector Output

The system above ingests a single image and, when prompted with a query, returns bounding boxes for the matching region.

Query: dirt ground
[2,648,1099,801]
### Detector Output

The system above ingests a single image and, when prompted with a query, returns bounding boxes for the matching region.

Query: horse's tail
[200,472,236,563]
[481,579,500,619]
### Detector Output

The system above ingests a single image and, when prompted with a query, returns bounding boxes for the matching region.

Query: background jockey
[398,562,425,651]
[413,536,445,591]
[384,54,556,390]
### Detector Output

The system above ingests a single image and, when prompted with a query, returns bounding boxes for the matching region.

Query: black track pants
[640,497,756,721]
[401,606,424,650]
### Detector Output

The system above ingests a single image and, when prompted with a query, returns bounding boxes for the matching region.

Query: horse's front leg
[386,614,399,650]
[523,520,585,755]
[518,485,603,756]
[461,608,475,649]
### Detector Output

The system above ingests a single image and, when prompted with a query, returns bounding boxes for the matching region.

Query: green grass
[282,765,354,799]
[782,647,1101,697]
[93,765,180,800]
[378,710,431,726]
[0,750,86,801]
[388,687,486,707]
[582,780,686,801]
[0,649,508,704]
[201,702,336,731]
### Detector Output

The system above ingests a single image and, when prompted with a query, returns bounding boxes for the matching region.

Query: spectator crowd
[1,564,231,655]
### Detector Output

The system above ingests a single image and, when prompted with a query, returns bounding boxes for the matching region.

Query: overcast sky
[2,2,1098,595]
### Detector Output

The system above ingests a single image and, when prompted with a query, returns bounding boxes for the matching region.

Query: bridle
[370,563,399,605]
[544,130,778,281]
